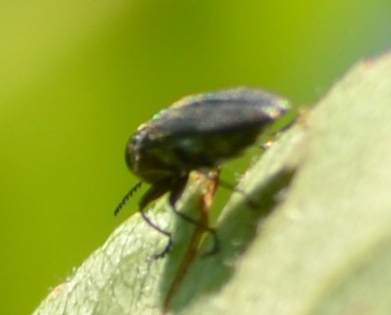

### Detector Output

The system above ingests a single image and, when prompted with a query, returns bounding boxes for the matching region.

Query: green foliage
[2,1,391,314]
[33,53,391,314]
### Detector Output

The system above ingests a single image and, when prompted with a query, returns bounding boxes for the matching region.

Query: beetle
[115,87,290,259]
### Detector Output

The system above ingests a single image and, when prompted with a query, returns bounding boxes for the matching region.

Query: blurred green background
[1,1,390,314]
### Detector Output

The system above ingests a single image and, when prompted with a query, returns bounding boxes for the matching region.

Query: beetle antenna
[114,181,143,216]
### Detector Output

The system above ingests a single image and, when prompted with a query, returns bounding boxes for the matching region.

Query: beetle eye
[131,134,140,144]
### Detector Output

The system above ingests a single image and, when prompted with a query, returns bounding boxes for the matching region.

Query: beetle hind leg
[168,176,220,257]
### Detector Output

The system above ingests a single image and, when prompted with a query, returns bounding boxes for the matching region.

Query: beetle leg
[168,175,220,257]
[138,183,175,261]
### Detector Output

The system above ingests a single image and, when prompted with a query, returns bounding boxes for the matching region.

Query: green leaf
[33,51,391,315]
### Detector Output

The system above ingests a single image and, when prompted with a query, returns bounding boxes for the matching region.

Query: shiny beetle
[115,87,290,259]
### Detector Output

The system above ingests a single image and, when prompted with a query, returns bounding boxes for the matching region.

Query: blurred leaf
[33,52,391,314]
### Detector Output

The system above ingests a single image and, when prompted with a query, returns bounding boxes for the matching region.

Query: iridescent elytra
[115,87,290,259]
